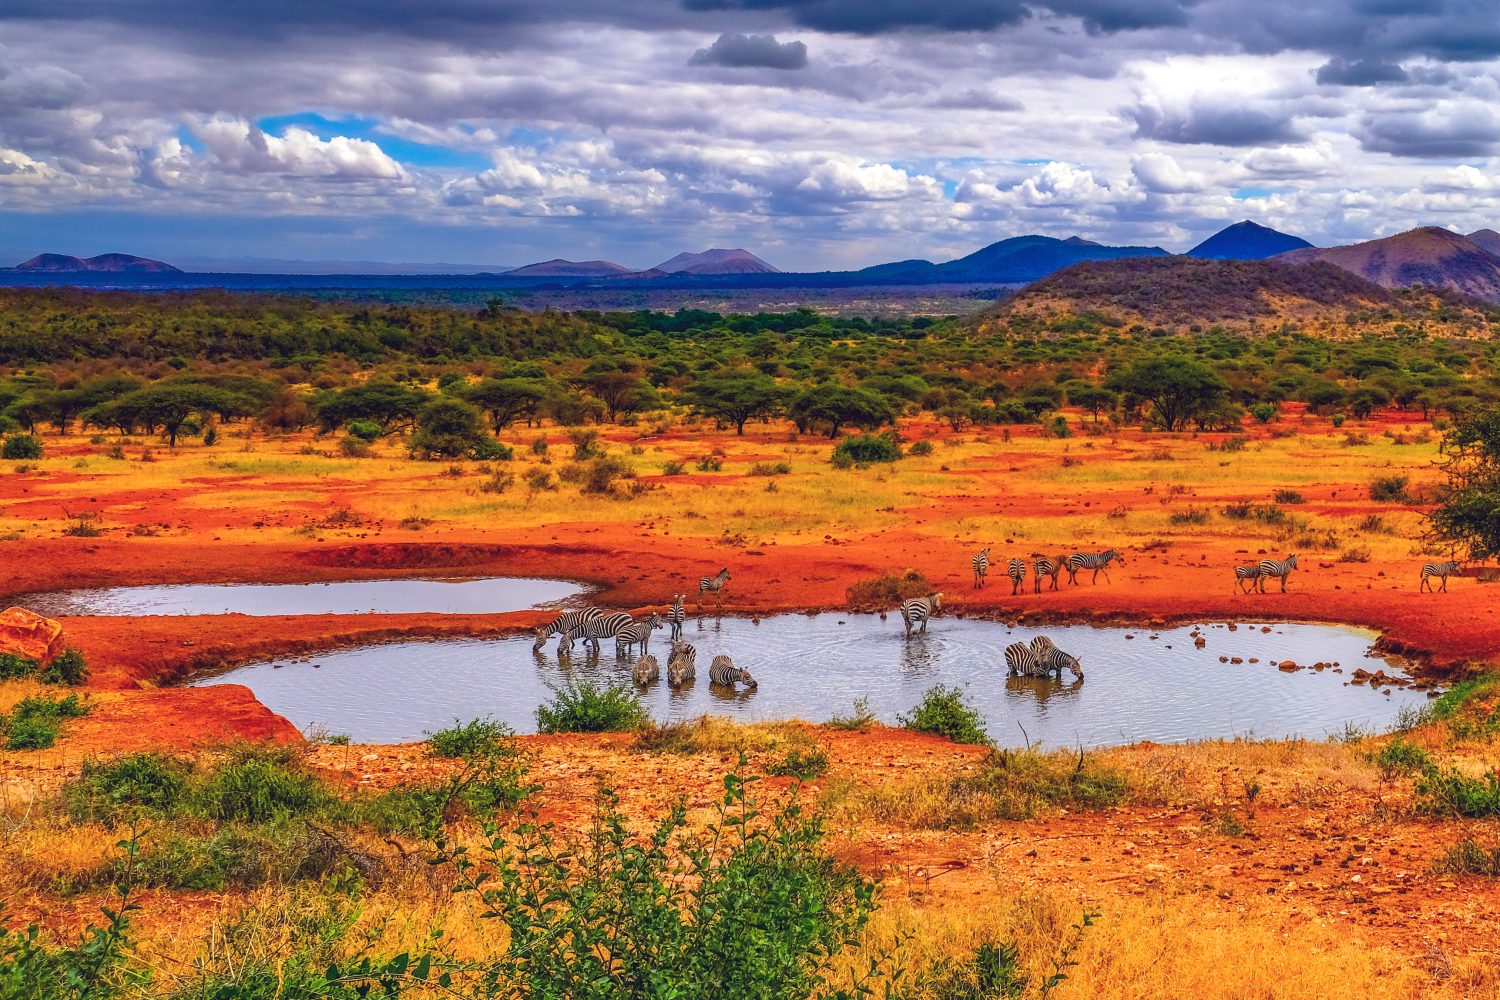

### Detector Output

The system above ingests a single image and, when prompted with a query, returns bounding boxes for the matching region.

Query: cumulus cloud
[1314,57,1408,87]
[191,118,406,179]
[1355,103,1500,158]
[690,32,808,69]
[1125,95,1305,147]
[1131,152,1205,193]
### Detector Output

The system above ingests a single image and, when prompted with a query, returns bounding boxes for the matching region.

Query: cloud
[1131,152,1205,193]
[1314,57,1408,86]
[1125,96,1305,147]
[690,32,808,69]
[1355,103,1500,158]
[191,118,407,179]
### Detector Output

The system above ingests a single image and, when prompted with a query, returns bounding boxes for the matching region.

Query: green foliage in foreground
[535,679,651,734]
[1,693,90,750]
[899,684,991,746]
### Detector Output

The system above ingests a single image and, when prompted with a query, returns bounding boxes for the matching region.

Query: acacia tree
[584,371,660,424]
[1063,381,1119,423]
[465,377,549,430]
[315,381,430,434]
[788,385,895,438]
[1428,407,1500,559]
[685,373,785,435]
[103,384,242,447]
[1107,357,1226,431]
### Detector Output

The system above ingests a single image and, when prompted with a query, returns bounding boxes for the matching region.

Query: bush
[193,744,330,823]
[579,455,635,495]
[1273,489,1306,504]
[1436,839,1500,877]
[63,753,193,824]
[338,435,373,458]
[1373,739,1433,776]
[536,679,651,734]
[919,941,1028,999]
[1369,474,1412,503]
[2,693,90,750]
[0,652,38,681]
[2,435,42,460]
[346,419,383,441]
[1168,507,1209,525]
[748,461,791,476]
[1417,768,1500,817]
[428,717,513,759]
[661,459,685,475]
[827,696,878,731]
[40,648,88,686]
[1251,402,1278,424]
[907,440,934,456]
[846,569,934,609]
[766,744,830,779]
[899,685,990,746]
[831,432,903,467]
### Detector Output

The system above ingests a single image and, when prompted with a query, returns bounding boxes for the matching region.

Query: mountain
[975,256,1496,337]
[504,258,634,278]
[1187,220,1313,260]
[1278,227,1500,301]
[10,252,181,273]
[654,248,779,275]
[168,255,520,275]
[1466,229,1500,257]
[851,234,1169,285]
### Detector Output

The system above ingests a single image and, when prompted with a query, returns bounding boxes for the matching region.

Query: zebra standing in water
[708,654,757,688]
[1033,555,1065,593]
[1066,549,1125,585]
[559,611,635,653]
[615,613,663,656]
[899,593,942,636]
[533,608,603,652]
[632,654,660,686]
[667,641,697,687]
[1007,558,1027,595]
[1232,564,1261,594]
[971,548,991,589]
[667,594,687,639]
[1005,640,1084,679]
[1420,560,1463,593]
[1256,555,1298,593]
[699,568,731,607]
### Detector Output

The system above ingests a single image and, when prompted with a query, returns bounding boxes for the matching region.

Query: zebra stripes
[1233,564,1261,594]
[1066,549,1124,585]
[699,568,731,605]
[1420,560,1462,593]
[1033,555,1065,593]
[1256,555,1298,593]
[1007,558,1026,595]
[899,594,942,636]
[667,594,687,638]
[614,613,663,656]
[708,654,757,688]
[667,641,697,687]
[534,607,603,651]
[972,548,991,589]
[632,654,660,686]
[559,611,635,652]
[1005,640,1084,679]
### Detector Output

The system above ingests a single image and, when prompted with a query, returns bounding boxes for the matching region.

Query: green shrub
[2,435,42,460]
[748,461,791,476]
[1416,768,1500,817]
[831,432,903,466]
[1251,402,1278,424]
[64,753,193,824]
[907,440,934,456]
[2,693,90,750]
[536,679,651,734]
[827,696,878,731]
[40,648,88,686]
[1436,839,1500,877]
[1369,474,1412,503]
[899,685,990,746]
[919,940,1028,999]
[661,459,685,475]
[846,569,933,609]
[0,652,38,681]
[766,744,829,779]
[1372,739,1433,776]
[192,745,330,823]
[1168,507,1209,525]
[338,435,373,458]
[346,418,383,441]
[428,717,512,759]
[125,821,364,891]
[1273,489,1306,504]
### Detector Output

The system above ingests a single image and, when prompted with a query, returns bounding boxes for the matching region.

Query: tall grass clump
[1,693,90,750]
[63,752,194,824]
[193,744,331,823]
[536,679,650,733]
[899,685,991,746]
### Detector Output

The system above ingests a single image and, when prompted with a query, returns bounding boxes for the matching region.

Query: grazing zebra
[667,641,697,687]
[632,654,660,686]
[559,611,635,653]
[1005,641,1084,680]
[708,654,758,689]
[699,568,731,606]
[533,607,603,652]
[667,594,687,639]
[1233,564,1261,594]
[1256,555,1298,593]
[899,593,943,636]
[1420,560,1462,593]
[971,548,991,589]
[1033,555,1065,594]
[1007,558,1027,595]
[615,613,663,656]
[1066,549,1125,585]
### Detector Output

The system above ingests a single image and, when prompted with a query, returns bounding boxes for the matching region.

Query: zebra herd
[1232,555,1299,594]
[972,548,1126,593]
[532,601,757,691]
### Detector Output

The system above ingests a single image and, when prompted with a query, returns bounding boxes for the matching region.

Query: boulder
[0,606,63,666]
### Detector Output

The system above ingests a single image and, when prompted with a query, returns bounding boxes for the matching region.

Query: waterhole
[192,613,1428,745]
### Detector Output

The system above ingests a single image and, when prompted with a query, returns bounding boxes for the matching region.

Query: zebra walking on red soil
[1233,564,1261,594]
[1256,555,1298,593]
[971,548,991,589]
[1033,555,1065,593]
[1420,560,1462,593]
[699,568,731,607]
[1007,558,1027,595]
[1066,549,1125,585]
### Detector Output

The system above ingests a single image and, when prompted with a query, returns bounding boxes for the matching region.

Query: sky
[1,1,1499,270]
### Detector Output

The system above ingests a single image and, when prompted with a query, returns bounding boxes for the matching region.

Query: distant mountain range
[7,252,181,273]
[1278,227,1500,301]
[505,248,780,278]
[1187,220,1313,260]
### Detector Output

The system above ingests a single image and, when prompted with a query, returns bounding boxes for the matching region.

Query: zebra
[699,568,731,606]
[899,593,943,636]
[1007,558,1027,595]
[1233,564,1261,594]
[1005,641,1084,680]
[667,641,697,688]
[972,548,991,589]
[632,654,660,686]
[1066,549,1125,585]
[615,613,663,656]
[1420,560,1462,593]
[533,607,603,652]
[1256,555,1298,593]
[667,594,687,639]
[708,654,757,689]
[559,611,635,653]
[1028,635,1059,658]
[1033,554,1065,593]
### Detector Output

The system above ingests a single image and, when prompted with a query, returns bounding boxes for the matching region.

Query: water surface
[193,613,1427,746]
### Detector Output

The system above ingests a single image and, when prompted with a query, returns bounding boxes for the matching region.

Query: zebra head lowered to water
[899,593,942,636]
[708,654,757,688]
[632,654,660,686]
[667,641,697,688]
[534,607,603,652]
[1006,639,1083,679]
[615,613,663,656]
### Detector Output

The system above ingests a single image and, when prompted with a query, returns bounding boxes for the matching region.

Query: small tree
[409,398,508,460]
[685,373,785,435]
[789,385,895,438]
[1428,407,1500,559]
[2,435,42,460]
[465,378,549,431]
[1064,382,1118,423]
[1107,357,1227,432]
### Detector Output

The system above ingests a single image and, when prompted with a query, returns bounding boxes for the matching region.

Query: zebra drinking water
[971,548,991,589]
[632,654,660,686]
[1233,564,1262,594]
[1420,560,1462,593]
[667,641,697,687]
[559,611,635,653]
[1066,549,1125,585]
[1007,558,1027,595]
[899,594,942,636]
[699,568,731,606]
[667,594,687,638]
[615,613,663,656]
[1005,640,1084,679]
[708,654,757,689]
[1256,555,1298,593]
[533,608,603,652]
[1033,555,1065,594]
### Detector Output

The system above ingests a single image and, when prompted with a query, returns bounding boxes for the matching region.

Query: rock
[1195,637,1207,648]
[1230,657,1243,664]
[1219,655,1228,662]
[0,606,64,666]
[1278,661,1300,672]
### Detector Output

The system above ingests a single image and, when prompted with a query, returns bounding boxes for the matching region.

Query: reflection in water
[196,613,1430,747]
